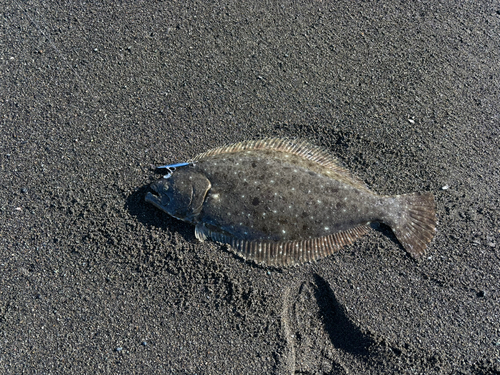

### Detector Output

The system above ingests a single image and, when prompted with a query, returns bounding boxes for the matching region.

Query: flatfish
[145,138,436,266]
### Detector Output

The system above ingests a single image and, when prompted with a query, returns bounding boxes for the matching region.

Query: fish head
[145,167,211,223]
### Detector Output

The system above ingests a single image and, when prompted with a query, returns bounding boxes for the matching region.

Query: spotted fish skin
[145,139,436,266]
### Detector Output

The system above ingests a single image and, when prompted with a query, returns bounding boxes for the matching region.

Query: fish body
[146,139,436,266]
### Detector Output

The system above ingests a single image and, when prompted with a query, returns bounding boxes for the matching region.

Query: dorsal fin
[189,138,370,192]
[195,222,370,267]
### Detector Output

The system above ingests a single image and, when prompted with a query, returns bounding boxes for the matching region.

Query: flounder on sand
[145,138,436,266]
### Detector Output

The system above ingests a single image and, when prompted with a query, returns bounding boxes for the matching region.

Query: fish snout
[145,180,170,208]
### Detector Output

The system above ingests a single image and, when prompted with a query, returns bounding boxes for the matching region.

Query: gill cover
[145,167,211,223]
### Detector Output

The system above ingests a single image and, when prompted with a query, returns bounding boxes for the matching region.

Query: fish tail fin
[389,192,437,259]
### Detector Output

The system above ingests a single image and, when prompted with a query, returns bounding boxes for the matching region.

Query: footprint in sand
[280,273,372,374]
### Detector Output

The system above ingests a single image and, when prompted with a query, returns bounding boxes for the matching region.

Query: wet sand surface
[1,1,499,373]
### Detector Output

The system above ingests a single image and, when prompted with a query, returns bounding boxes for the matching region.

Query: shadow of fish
[145,138,436,266]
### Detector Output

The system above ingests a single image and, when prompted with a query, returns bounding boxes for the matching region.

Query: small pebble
[486,236,496,247]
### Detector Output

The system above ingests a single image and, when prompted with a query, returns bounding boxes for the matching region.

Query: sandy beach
[1,1,499,373]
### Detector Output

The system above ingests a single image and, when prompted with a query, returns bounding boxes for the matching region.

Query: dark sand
[1,1,499,373]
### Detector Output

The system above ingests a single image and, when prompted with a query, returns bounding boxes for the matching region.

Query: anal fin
[195,223,370,267]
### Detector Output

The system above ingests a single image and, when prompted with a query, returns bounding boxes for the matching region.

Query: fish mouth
[145,191,161,207]
[145,182,165,209]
